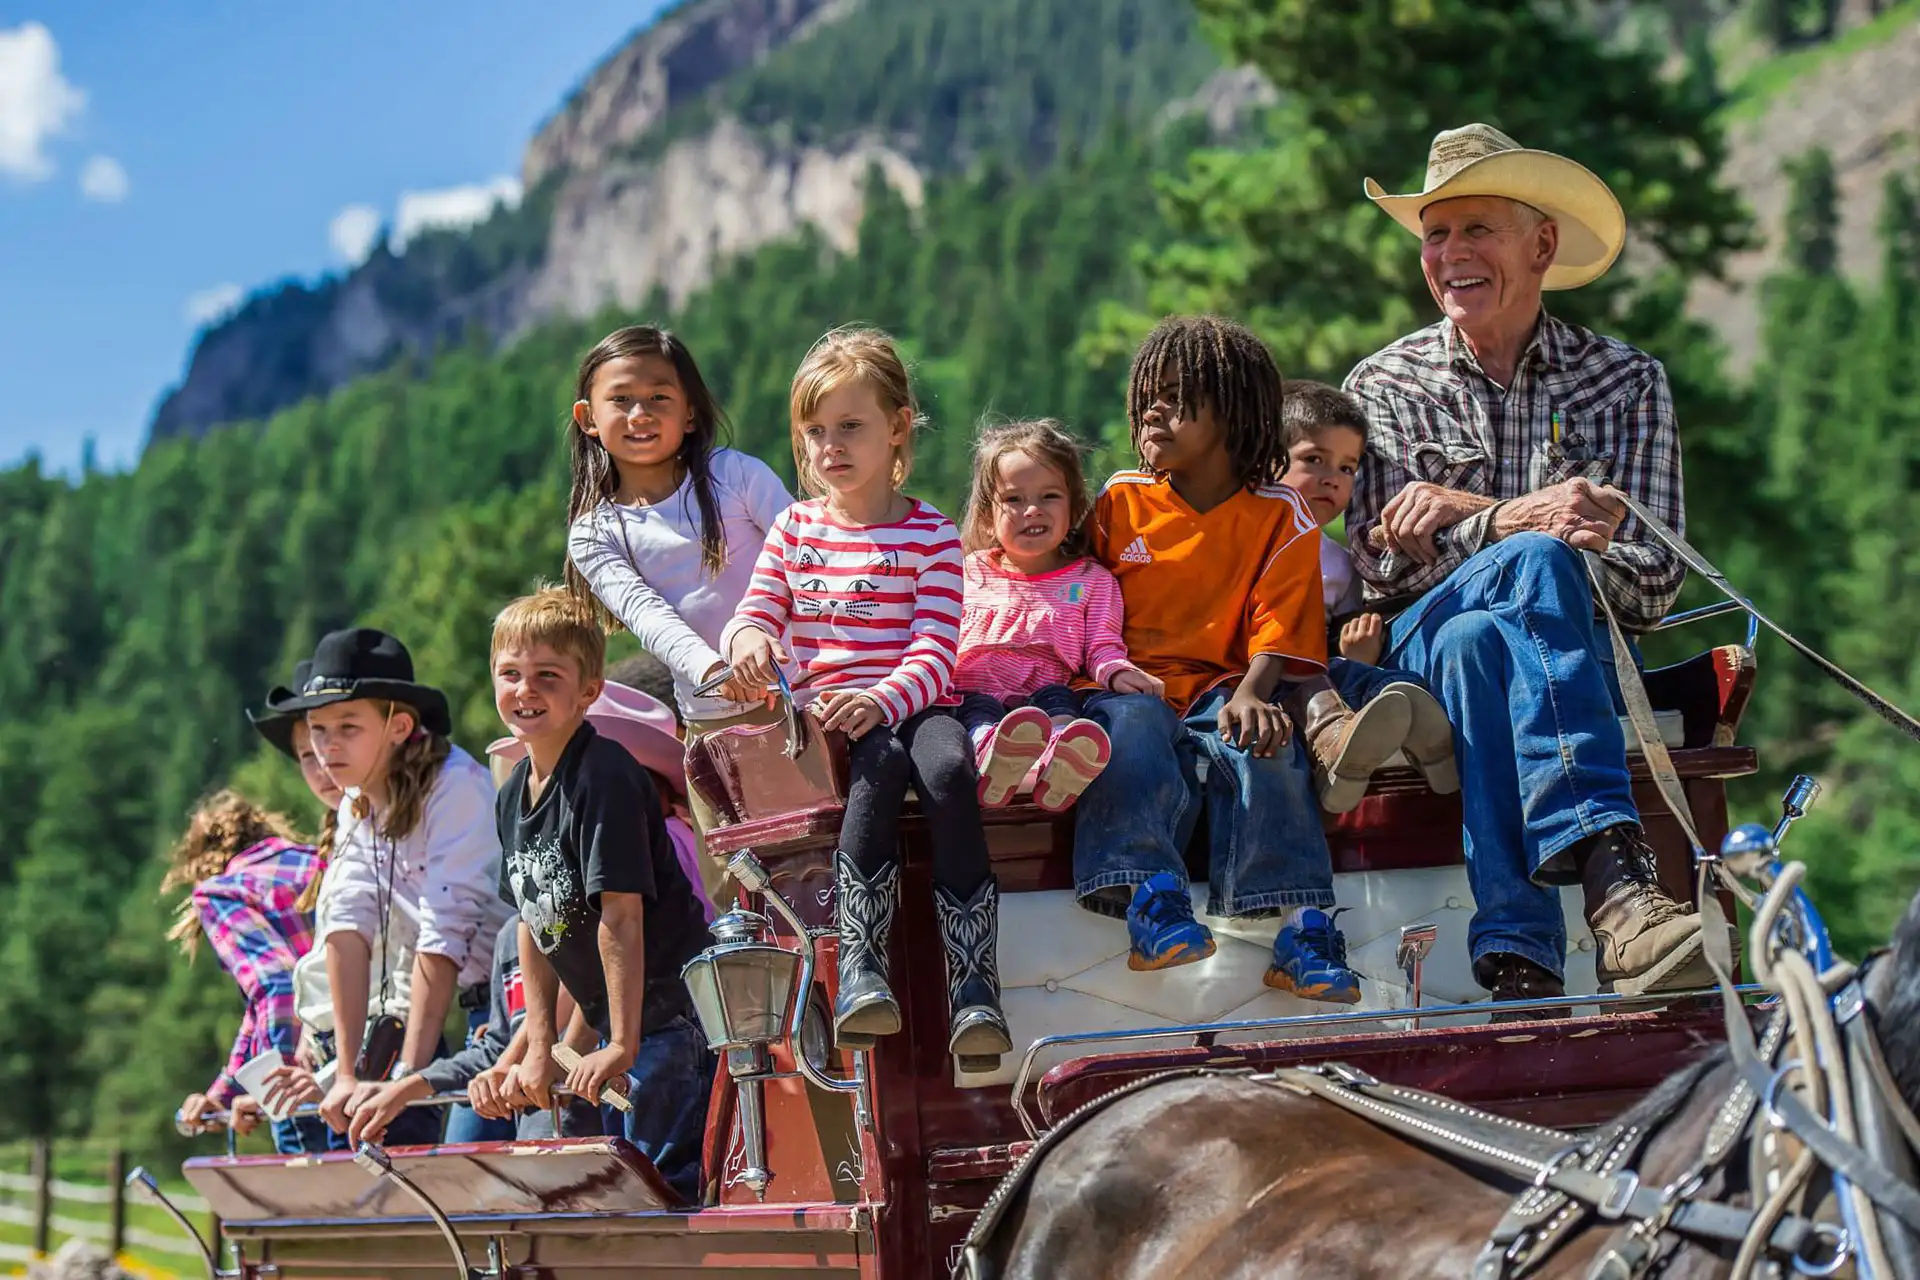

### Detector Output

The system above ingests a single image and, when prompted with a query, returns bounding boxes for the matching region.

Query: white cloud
[78,154,127,203]
[329,203,382,265]
[0,23,84,182]
[184,283,243,327]
[392,175,522,249]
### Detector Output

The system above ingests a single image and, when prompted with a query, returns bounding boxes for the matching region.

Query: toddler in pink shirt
[954,420,1163,810]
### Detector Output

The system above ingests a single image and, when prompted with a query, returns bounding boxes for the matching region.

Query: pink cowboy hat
[487,680,685,797]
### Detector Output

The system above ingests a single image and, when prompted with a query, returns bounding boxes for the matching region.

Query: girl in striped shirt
[721,328,1011,1071]
[953,420,1163,810]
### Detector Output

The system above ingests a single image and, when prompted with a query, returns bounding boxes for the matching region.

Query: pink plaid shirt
[194,838,320,1105]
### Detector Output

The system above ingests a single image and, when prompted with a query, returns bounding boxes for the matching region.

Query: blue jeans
[607,1014,716,1204]
[443,1005,514,1144]
[1071,687,1334,918]
[953,685,1088,739]
[271,1114,332,1155]
[1326,656,1434,708]
[1384,533,1639,977]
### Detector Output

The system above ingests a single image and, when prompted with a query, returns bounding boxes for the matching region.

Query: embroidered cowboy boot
[1378,681,1460,795]
[1285,676,1412,813]
[933,874,1014,1072]
[832,851,902,1049]
[1579,825,1713,995]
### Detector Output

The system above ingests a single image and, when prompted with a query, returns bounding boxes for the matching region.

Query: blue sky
[0,2,670,473]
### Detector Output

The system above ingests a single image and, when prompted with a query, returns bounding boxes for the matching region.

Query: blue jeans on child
[271,1114,332,1155]
[443,1004,515,1144]
[604,1013,717,1205]
[1326,656,1434,710]
[1383,533,1640,978]
[1071,685,1334,918]
[952,685,1087,739]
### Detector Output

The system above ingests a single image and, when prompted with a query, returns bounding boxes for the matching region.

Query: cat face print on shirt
[792,548,908,632]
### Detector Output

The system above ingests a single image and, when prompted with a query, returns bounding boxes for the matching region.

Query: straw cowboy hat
[1364,123,1626,291]
[487,680,687,799]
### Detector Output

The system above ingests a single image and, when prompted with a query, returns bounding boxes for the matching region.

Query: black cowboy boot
[934,875,1014,1072]
[832,851,902,1050]
[1577,825,1712,996]
[1473,953,1570,1023]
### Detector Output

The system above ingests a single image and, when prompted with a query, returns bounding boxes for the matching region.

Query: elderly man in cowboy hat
[1342,123,1705,1013]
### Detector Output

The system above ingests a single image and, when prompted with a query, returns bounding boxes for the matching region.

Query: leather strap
[1604,485,1920,742]
[1582,550,1703,856]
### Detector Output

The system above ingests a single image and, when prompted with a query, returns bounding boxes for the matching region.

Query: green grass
[1725,0,1920,121]
[0,1144,216,1279]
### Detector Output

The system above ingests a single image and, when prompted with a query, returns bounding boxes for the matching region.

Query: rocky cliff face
[148,0,884,445]
[1689,19,1920,368]
[521,0,853,188]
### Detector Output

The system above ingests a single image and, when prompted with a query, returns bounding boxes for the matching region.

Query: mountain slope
[147,0,1220,446]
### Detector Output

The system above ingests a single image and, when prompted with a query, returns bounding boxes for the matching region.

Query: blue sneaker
[1265,908,1362,1003]
[1126,873,1216,971]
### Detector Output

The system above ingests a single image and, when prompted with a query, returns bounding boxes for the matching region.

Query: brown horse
[966,888,1920,1279]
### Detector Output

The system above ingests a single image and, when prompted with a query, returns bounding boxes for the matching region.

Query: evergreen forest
[1,0,1918,1161]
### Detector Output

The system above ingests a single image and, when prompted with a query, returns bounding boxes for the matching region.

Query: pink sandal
[1032,719,1112,812]
[975,706,1053,806]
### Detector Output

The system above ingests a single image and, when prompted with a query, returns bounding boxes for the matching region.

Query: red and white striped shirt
[953,551,1143,699]
[722,499,964,725]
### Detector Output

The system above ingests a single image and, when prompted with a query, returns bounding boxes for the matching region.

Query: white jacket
[292,746,513,1033]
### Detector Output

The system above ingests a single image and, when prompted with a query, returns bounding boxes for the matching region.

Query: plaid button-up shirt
[195,837,320,1105]
[1342,312,1686,632]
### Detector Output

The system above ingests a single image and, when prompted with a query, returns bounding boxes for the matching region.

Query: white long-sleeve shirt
[567,449,792,722]
[291,746,511,1031]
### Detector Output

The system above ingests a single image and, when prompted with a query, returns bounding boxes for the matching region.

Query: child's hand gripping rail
[693,664,805,758]
[550,1042,633,1114]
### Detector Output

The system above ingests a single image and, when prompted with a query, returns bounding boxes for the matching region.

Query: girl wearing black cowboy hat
[260,628,513,1149]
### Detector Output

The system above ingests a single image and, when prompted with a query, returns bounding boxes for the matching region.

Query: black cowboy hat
[248,660,314,759]
[260,628,452,739]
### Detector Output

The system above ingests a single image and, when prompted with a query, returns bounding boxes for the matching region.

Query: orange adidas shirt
[1090,470,1327,712]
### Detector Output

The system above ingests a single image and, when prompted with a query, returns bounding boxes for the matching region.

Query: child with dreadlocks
[1073,315,1397,1002]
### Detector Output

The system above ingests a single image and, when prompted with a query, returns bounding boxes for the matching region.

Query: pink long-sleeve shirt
[721,498,964,725]
[952,551,1145,699]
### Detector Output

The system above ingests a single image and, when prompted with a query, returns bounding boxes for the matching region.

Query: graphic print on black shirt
[496,722,708,1039]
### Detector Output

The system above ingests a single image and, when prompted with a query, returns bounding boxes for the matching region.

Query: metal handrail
[1010,983,1771,1138]
[1647,598,1760,650]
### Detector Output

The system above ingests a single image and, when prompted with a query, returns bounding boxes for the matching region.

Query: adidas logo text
[1119,537,1152,564]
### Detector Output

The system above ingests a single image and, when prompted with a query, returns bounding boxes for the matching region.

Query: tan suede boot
[1379,681,1459,795]
[1580,825,1712,995]
[1287,677,1412,814]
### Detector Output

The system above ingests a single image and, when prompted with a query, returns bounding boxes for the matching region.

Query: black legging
[841,709,989,897]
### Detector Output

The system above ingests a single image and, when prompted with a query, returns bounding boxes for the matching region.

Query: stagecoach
[145,602,1771,1278]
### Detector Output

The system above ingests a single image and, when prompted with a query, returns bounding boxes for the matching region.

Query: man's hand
[1109,668,1165,698]
[1493,477,1624,552]
[346,1077,430,1147]
[1218,690,1290,758]
[564,1043,635,1107]
[318,1074,358,1133]
[1374,482,1494,564]
[1339,614,1386,667]
[261,1063,323,1118]
[502,1049,560,1111]
[725,629,790,695]
[814,690,885,740]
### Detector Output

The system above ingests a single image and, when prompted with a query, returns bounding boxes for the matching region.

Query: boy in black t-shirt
[488,588,715,1202]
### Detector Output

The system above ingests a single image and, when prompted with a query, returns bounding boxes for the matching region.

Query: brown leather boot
[1285,677,1412,814]
[1578,825,1711,995]
[1379,681,1459,795]
[1473,953,1570,1023]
